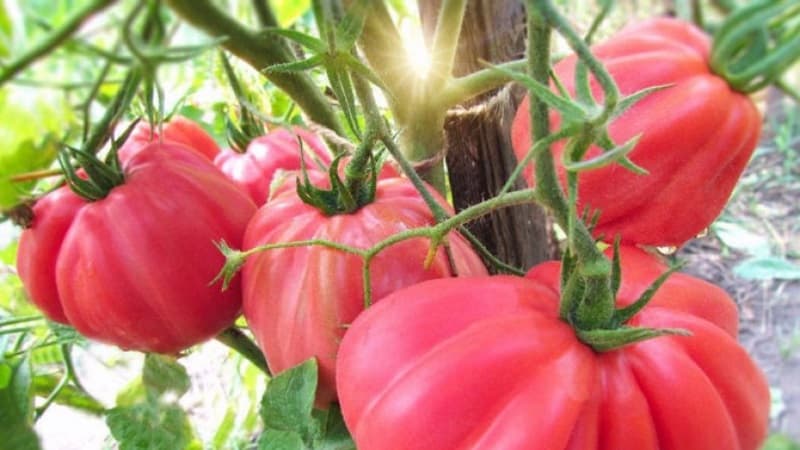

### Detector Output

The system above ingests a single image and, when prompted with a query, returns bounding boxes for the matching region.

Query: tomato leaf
[106,402,197,450]
[733,257,800,280]
[762,434,800,450]
[258,429,306,450]
[272,0,311,28]
[261,359,318,439]
[142,354,190,398]
[258,358,355,450]
[0,357,41,450]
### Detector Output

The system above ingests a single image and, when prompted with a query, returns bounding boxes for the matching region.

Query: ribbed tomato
[213,127,331,205]
[118,116,220,162]
[511,18,762,246]
[336,248,769,450]
[242,177,487,406]
[17,143,255,353]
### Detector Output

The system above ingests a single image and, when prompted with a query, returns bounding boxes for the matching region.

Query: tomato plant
[1,0,796,448]
[17,142,255,353]
[336,260,770,450]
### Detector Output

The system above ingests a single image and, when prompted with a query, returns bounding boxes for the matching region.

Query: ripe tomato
[336,249,769,449]
[511,18,761,247]
[118,116,220,162]
[17,143,255,353]
[242,177,487,405]
[213,127,331,205]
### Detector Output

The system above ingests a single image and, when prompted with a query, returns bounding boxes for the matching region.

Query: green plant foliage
[142,354,191,397]
[734,257,800,280]
[258,358,354,450]
[0,88,69,209]
[0,357,41,450]
[106,402,198,450]
[272,0,311,27]
[106,354,200,450]
[763,434,800,450]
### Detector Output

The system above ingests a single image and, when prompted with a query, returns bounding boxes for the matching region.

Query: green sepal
[210,240,248,291]
[563,133,644,174]
[577,326,691,353]
[295,152,378,216]
[610,259,687,327]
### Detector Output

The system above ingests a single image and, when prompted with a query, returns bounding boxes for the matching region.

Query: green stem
[526,0,613,326]
[0,0,118,86]
[251,0,279,27]
[428,0,468,89]
[164,0,346,137]
[85,68,142,155]
[215,327,270,376]
[440,59,527,108]
[349,0,406,112]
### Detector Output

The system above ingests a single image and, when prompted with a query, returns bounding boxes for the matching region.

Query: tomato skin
[17,143,256,353]
[118,116,221,162]
[511,18,762,246]
[242,177,487,405]
[16,187,85,324]
[336,252,769,449]
[213,128,331,205]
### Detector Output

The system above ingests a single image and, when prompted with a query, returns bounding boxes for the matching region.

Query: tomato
[118,116,220,162]
[242,177,488,405]
[213,127,331,205]
[17,143,256,353]
[336,249,769,449]
[511,18,762,247]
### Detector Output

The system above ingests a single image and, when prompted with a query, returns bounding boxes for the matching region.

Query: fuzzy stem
[526,0,613,327]
[0,0,117,86]
[428,0,468,89]
[440,59,527,108]
[165,0,346,137]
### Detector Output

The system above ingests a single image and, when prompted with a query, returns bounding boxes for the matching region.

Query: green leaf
[258,429,307,450]
[258,359,355,450]
[335,0,369,50]
[0,362,11,388]
[0,357,40,450]
[713,221,772,257]
[265,28,327,54]
[313,405,355,450]
[0,2,12,58]
[0,87,68,208]
[261,359,318,440]
[762,434,800,450]
[272,0,312,28]
[733,257,800,280]
[106,402,196,450]
[142,354,190,398]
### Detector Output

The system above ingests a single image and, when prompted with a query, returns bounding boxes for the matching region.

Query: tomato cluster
[13,14,772,450]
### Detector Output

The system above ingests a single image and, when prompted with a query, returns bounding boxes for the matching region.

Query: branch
[440,59,526,107]
[0,0,118,86]
[429,0,468,88]
[346,0,407,111]
[165,0,346,137]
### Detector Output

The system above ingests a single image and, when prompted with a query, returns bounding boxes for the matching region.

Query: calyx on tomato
[511,18,762,247]
[17,142,256,353]
[242,176,488,406]
[336,247,769,450]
